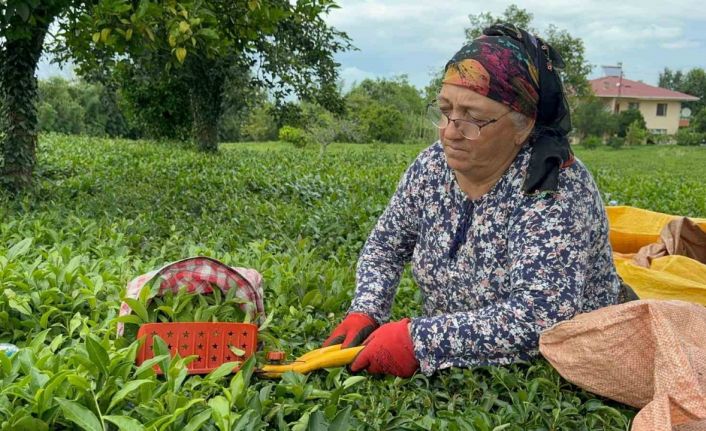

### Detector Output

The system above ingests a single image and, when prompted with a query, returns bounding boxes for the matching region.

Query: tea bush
[3,134,704,429]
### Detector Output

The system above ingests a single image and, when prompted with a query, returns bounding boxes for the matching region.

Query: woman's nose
[443,119,464,140]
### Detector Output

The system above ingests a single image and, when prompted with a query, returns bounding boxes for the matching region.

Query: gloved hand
[350,318,420,378]
[322,312,378,348]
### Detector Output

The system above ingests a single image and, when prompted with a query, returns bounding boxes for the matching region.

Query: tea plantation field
[1,134,704,430]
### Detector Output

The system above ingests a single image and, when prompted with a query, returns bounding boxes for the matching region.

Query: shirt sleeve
[410,190,593,375]
[347,156,424,325]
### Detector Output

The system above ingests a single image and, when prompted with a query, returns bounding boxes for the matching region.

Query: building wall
[609,98,683,134]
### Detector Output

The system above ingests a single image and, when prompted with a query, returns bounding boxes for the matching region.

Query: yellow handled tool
[257,344,364,378]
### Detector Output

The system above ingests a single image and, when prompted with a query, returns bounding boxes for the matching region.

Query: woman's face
[437,84,530,175]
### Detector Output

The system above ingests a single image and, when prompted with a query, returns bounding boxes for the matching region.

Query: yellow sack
[608,206,706,306]
[607,206,706,254]
[614,255,706,306]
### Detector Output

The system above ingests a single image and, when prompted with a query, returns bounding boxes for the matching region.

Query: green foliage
[36,77,131,138]
[676,128,706,146]
[360,105,406,143]
[689,106,706,133]
[606,136,625,149]
[114,64,193,142]
[625,121,647,146]
[2,134,681,428]
[346,76,426,143]
[581,135,602,150]
[659,67,706,115]
[54,0,353,152]
[572,95,617,138]
[616,109,646,137]
[242,104,278,142]
[279,125,309,148]
[646,133,671,145]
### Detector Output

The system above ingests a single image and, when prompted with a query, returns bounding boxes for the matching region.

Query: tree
[659,67,706,115]
[572,95,616,139]
[37,77,85,135]
[345,76,426,143]
[0,0,78,192]
[56,0,351,153]
[658,67,684,90]
[690,107,706,133]
[677,69,706,115]
[464,4,592,97]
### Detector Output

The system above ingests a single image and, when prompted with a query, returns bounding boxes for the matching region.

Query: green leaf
[183,409,212,431]
[103,416,144,431]
[123,298,149,322]
[329,405,352,431]
[197,28,219,40]
[108,379,154,412]
[7,237,32,260]
[307,410,327,431]
[151,336,171,374]
[85,335,109,376]
[342,375,366,390]
[134,354,169,377]
[55,398,104,431]
[0,353,12,376]
[16,2,30,21]
[206,361,238,381]
[228,344,245,356]
[208,396,230,430]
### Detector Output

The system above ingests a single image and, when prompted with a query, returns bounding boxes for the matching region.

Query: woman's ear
[515,117,535,146]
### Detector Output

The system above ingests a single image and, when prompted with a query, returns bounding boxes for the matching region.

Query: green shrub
[616,109,646,137]
[607,136,625,149]
[361,105,406,143]
[242,104,278,141]
[676,128,706,146]
[625,121,647,146]
[278,125,309,148]
[581,135,602,150]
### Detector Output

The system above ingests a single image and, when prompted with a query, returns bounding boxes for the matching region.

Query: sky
[38,0,706,92]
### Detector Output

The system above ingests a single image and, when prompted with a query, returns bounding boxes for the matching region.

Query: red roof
[590,76,699,101]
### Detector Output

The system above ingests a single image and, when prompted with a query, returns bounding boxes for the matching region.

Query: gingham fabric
[117,256,265,336]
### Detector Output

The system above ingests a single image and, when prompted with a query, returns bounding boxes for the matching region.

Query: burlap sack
[539,300,706,431]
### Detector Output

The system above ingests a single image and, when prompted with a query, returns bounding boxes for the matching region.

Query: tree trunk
[188,58,227,152]
[0,21,50,192]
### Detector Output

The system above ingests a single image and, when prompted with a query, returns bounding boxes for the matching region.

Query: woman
[323,23,621,378]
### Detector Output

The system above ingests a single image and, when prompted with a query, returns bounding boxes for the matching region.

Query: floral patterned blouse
[348,141,621,375]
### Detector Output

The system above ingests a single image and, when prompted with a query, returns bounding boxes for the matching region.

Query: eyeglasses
[426,100,512,140]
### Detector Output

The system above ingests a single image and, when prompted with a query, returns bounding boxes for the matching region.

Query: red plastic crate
[136,322,258,374]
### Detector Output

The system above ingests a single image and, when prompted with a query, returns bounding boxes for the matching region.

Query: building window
[656,103,668,116]
[628,102,640,110]
[649,129,668,135]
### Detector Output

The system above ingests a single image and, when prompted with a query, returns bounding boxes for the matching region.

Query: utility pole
[616,62,624,114]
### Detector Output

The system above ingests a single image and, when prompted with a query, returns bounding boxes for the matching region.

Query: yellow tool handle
[259,345,364,378]
[296,344,344,362]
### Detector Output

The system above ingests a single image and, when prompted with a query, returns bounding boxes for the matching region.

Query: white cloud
[338,66,377,89]
[660,39,701,49]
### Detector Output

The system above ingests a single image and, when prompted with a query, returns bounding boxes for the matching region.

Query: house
[589,76,699,135]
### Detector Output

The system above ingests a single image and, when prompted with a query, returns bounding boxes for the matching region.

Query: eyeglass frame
[426,99,513,140]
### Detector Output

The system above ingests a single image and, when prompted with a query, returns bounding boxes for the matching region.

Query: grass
[2,134,703,430]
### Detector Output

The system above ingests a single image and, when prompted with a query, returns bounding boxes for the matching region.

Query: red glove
[322,313,378,348]
[350,318,420,378]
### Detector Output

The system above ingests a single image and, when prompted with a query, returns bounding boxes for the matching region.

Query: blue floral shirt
[348,141,621,375]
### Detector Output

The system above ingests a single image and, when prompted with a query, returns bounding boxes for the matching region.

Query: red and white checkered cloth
[117,256,265,336]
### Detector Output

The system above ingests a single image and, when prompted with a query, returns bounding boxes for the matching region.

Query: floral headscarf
[441,23,574,196]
